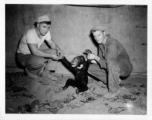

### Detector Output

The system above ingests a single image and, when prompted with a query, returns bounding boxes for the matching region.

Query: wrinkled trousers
[88,58,133,92]
[16,49,58,75]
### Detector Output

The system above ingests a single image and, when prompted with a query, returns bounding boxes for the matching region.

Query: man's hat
[91,25,108,33]
[37,15,51,23]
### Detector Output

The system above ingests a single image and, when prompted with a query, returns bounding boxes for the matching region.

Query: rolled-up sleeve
[98,58,107,69]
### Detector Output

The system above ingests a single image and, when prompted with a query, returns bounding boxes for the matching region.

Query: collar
[34,27,42,39]
[98,34,110,47]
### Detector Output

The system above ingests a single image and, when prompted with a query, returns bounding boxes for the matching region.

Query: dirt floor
[5,72,147,115]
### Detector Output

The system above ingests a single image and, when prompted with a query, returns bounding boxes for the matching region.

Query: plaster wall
[6,5,147,74]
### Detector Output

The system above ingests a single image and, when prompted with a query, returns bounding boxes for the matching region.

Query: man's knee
[107,59,120,73]
[108,59,119,67]
[88,64,100,72]
[26,55,47,67]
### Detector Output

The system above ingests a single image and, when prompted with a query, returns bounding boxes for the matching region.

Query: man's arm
[28,43,58,60]
[46,39,61,50]
[87,53,107,68]
[46,38,62,56]
[98,44,118,68]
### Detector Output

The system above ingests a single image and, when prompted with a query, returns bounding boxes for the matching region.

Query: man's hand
[83,49,92,56]
[56,49,62,57]
[90,60,97,64]
[51,54,59,60]
[57,49,64,60]
[87,53,100,62]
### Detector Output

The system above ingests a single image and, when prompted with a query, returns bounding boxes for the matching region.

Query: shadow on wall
[89,31,98,47]
[15,35,24,70]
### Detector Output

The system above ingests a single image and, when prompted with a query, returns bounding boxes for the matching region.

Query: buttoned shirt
[98,35,130,69]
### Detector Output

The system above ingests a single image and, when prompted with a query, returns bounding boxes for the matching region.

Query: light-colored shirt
[17,28,51,54]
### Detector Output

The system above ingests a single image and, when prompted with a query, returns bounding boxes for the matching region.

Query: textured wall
[6,5,147,74]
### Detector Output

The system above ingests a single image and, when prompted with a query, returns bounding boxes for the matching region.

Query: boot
[104,89,120,98]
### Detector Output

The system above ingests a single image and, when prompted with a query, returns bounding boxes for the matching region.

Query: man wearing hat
[86,25,133,98]
[16,15,62,80]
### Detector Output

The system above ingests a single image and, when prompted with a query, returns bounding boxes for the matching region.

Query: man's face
[38,23,50,36]
[92,30,105,44]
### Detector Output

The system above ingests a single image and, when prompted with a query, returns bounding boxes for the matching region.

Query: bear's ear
[77,64,83,69]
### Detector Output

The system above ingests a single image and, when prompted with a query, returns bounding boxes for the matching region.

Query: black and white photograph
[1,0,152,120]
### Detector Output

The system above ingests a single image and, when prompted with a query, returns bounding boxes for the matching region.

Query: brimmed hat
[91,25,108,33]
[37,15,51,23]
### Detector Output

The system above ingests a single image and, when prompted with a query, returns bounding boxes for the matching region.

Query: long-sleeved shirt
[98,35,132,76]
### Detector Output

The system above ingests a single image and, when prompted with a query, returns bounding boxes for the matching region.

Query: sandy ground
[6,72,147,115]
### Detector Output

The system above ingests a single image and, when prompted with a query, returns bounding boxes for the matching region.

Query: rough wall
[6,5,147,74]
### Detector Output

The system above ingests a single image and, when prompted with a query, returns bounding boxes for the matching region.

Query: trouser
[88,58,133,92]
[16,49,58,75]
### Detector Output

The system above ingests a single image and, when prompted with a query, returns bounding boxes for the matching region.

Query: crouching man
[87,25,133,98]
[16,14,62,80]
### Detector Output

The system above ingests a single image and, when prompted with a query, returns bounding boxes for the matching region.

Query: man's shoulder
[27,28,35,32]
[107,35,119,44]
[106,35,122,48]
[26,28,35,34]
[107,35,116,41]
